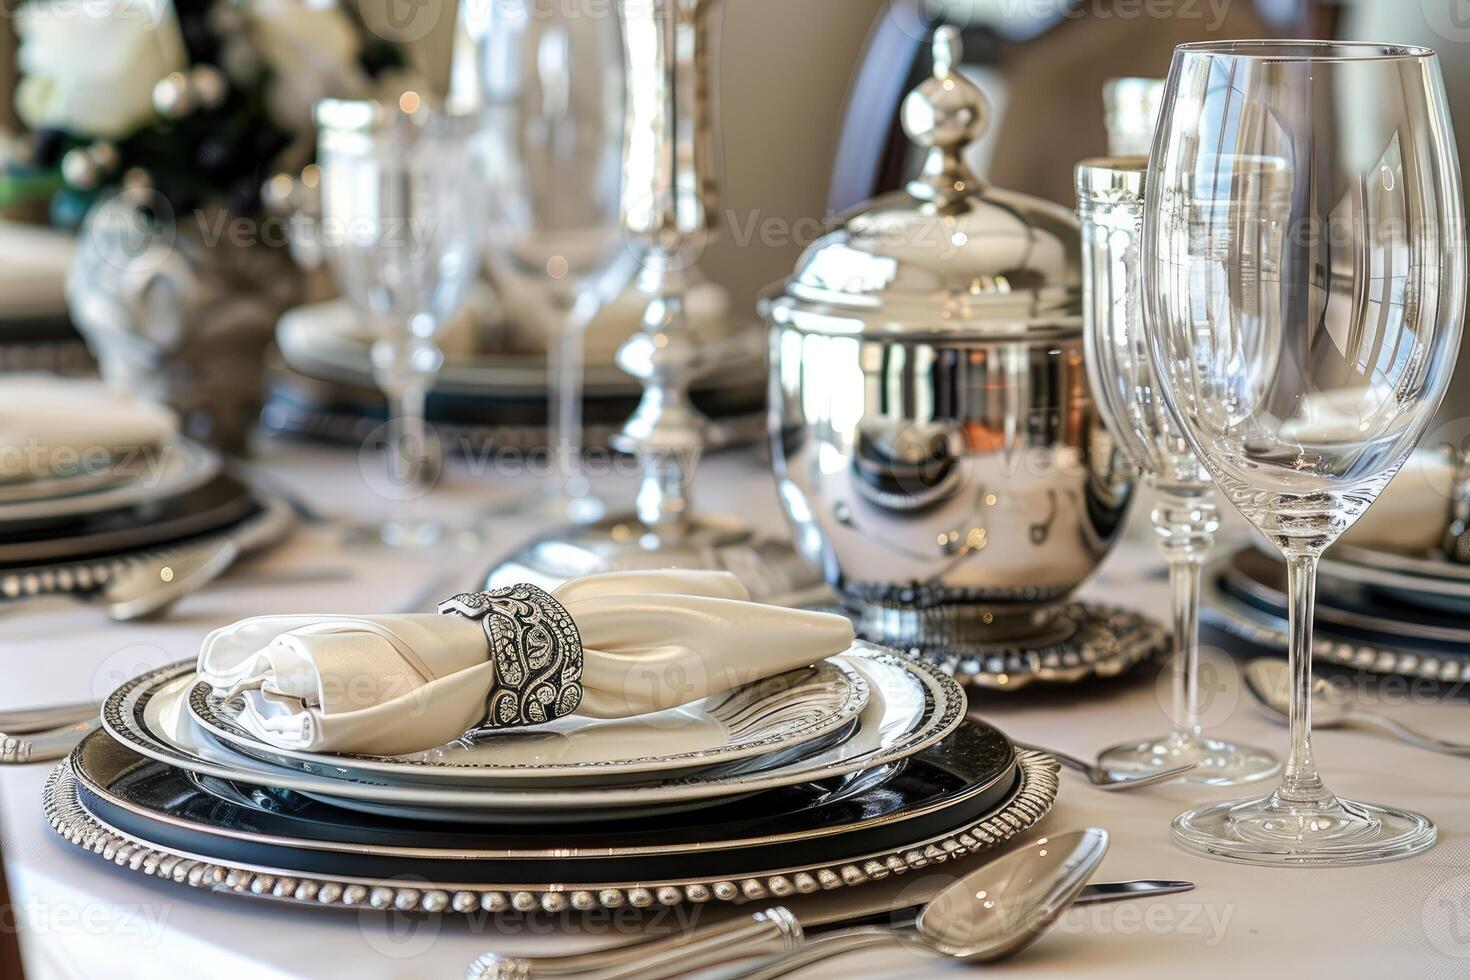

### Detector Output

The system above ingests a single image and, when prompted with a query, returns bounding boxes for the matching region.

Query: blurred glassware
[314,96,487,549]
[1077,156,1278,786]
[483,0,823,605]
[1101,78,1163,157]
[454,0,629,524]
[1143,40,1464,866]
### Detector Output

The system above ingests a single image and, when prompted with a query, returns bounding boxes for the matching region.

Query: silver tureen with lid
[764,27,1134,654]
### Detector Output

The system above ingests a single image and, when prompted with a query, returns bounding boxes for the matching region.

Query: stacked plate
[49,643,1060,914]
[0,436,290,601]
[1203,545,1470,683]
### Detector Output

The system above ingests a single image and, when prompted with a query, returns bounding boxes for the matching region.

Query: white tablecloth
[2,443,1468,980]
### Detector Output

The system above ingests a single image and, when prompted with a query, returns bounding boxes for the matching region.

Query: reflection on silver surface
[765,28,1132,649]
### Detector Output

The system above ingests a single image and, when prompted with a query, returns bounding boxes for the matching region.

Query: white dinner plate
[186,659,870,786]
[101,644,965,824]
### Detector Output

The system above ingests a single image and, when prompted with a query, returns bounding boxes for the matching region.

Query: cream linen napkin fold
[197,570,856,756]
[0,375,177,481]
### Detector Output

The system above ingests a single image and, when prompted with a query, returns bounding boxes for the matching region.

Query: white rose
[248,0,371,134]
[15,0,187,139]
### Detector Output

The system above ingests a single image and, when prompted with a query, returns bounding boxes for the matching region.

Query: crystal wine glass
[463,0,629,523]
[315,97,488,548]
[1143,41,1464,866]
[1078,156,1279,786]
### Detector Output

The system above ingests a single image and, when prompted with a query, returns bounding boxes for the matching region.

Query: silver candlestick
[484,0,822,603]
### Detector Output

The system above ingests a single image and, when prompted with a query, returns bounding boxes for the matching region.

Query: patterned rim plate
[102,646,967,822]
[187,659,871,785]
[45,746,1058,913]
[1202,559,1470,683]
[0,436,219,524]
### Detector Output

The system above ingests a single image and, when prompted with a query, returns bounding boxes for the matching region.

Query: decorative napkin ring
[438,585,584,728]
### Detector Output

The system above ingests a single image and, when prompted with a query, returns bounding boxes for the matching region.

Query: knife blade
[799,878,1196,932]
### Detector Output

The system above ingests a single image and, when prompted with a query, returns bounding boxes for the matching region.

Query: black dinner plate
[71,719,1019,884]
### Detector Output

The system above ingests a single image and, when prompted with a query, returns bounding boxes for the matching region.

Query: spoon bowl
[917,828,1110,961]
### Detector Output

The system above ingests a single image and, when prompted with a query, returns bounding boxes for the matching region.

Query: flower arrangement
[3,0,411,227]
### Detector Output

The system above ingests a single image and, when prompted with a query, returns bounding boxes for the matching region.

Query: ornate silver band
[438,585,584,728]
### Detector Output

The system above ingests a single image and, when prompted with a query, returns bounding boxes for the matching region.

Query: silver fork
[1016,742,1195,790]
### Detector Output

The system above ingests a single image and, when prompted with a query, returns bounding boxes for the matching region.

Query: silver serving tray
[825,602,1168,691]
[44,748,1059,913]
[188,659,870,786]
[103,648,967,823]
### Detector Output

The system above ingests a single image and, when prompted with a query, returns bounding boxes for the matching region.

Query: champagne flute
[1143,41,1464,865]
[1078,156,1279,785]
[315,97,489,548]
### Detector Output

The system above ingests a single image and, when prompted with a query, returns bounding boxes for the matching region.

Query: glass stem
[1152,484,1215,742]
[549,297,592,499]
[1167,555,1203,740]
[371,329,440,529]
[1279,551,1330,805]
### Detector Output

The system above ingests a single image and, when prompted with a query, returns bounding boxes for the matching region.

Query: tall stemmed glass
[1143,41,1464,866]
[315,98,488,548]
[1078,156,1280,786]
[469,0,628,523]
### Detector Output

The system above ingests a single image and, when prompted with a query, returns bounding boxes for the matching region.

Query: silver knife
[464,879,1195,979]
[0,700,99,735]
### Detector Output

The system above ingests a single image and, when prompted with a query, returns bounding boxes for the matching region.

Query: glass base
[481,490,608,526]
[1098,732,1280,786]
[340,518,484,552]
[1172,792,1436,867]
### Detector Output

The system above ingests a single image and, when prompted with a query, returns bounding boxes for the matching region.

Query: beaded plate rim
[44,749,1059,914]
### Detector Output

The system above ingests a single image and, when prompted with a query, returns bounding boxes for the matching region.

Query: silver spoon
[1245,658,1470,756]
[1016,742,1195,789]
[724,828,1110,978]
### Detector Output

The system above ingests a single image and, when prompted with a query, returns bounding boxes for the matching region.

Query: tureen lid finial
[901,25,988,204]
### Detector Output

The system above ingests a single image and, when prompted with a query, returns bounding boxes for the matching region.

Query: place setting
[50,570,1064,916]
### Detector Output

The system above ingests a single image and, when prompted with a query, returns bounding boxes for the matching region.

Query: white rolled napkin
[197,570,856,756]
[0,375,176,482]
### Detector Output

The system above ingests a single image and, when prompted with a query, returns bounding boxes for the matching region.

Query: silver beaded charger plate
[102,646,966,822]
[822,602,1168,691]
[0,436,219,524]
[44,744,1058,914]
[187,659,870,786]
[1201,559,1470,683]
